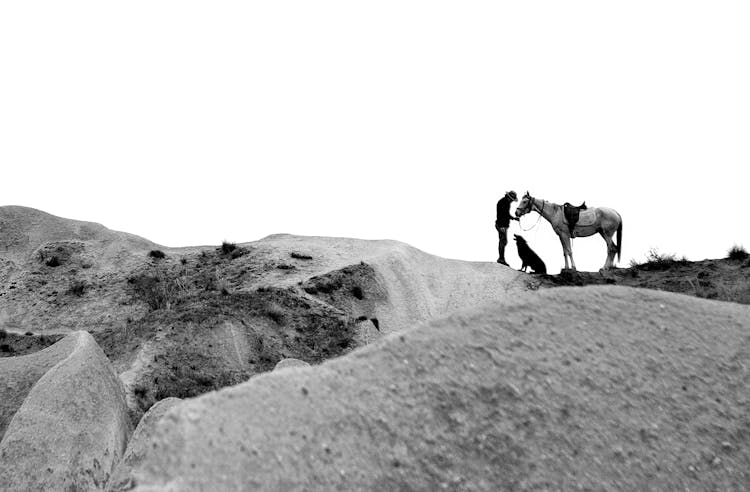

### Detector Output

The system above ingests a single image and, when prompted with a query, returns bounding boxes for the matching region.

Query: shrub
[635,248,689,271]
[727,245,749,261]
[264,302,287,325]
[291,252,313,260]
[68,280,86,297]
[221,241,237,255]
[0,329,6,340]
[129,273,185,311]
[351,286,364,300]
[46,256,61,267]
[149,250,166,260]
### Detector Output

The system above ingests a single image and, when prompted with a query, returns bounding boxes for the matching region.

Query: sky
[1,2,748,273]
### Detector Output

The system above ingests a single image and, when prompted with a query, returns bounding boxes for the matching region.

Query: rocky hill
[0,207,532,423]
[0,206,748,490]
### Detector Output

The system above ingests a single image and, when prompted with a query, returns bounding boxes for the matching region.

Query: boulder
[0,331,131,491]
[124,286,750,491]
[0,333,79,442]
[108,398,183,491]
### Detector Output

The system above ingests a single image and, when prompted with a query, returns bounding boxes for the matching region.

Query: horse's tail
[616,218,623,262]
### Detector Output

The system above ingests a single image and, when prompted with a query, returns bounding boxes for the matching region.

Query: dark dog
[514,234,546,274]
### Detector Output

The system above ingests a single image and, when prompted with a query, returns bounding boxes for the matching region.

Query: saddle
[563,201,587,237]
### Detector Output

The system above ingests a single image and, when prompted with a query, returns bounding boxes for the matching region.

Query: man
[495,190,519,265]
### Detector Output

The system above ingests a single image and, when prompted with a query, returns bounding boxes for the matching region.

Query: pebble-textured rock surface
[125,286,750,491]
[0,333,80,442]
[108,397,183,492]
[0,331,131,491]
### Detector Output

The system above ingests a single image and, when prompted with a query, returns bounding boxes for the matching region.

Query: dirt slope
[537,256,750,305]
[0,206,159,335]
[121,286,750,491]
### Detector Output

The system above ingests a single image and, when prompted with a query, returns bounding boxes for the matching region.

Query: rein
[519,214,542,231]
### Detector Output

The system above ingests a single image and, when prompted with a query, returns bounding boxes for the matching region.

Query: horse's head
[515,191,534,218]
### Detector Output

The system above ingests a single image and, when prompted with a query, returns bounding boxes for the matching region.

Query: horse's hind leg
[600,230,616,270]
[569,240,577,270]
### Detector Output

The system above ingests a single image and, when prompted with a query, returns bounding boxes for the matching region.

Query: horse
[514,192,622,271]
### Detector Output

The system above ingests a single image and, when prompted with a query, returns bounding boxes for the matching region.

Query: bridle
[517,195,545,231]
[518,194,546,215]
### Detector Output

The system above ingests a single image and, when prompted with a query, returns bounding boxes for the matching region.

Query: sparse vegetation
[0,331,63,357]
[129,272,187,311]
[218,241,248,260]
[631,248,689,271]
[132,361,241,414]
[541,253,750,305]
[149,250,166,260]
[264,301,287,325]
[351,286,364,300]
[45,256,61,267]
[727,244,749,261]
[68,280,86,297]
[291,252,313,260]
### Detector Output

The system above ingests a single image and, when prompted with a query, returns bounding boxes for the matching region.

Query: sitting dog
[514,234,547,274]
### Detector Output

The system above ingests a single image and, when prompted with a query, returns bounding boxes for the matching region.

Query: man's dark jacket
[496,196,515,228]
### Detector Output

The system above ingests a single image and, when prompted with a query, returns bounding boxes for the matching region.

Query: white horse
[514,192,623,271]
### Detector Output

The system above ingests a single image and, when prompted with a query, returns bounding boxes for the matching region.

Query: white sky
[1,2,748,273]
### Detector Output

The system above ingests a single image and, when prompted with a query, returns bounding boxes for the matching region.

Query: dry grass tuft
[727,244,749,261]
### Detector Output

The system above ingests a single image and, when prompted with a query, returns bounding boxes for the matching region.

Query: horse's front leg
[568,238,577,270]
[558,234,574,270]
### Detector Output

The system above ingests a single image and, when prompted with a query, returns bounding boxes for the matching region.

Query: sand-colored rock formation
[0,205,156,261]
[3,206,750,491]
[0,332,81,441]
[123,286,750,491]
[0,331,131,491]
[108,397,182,492]
[0,206,159,336]
[257,234,531,335]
